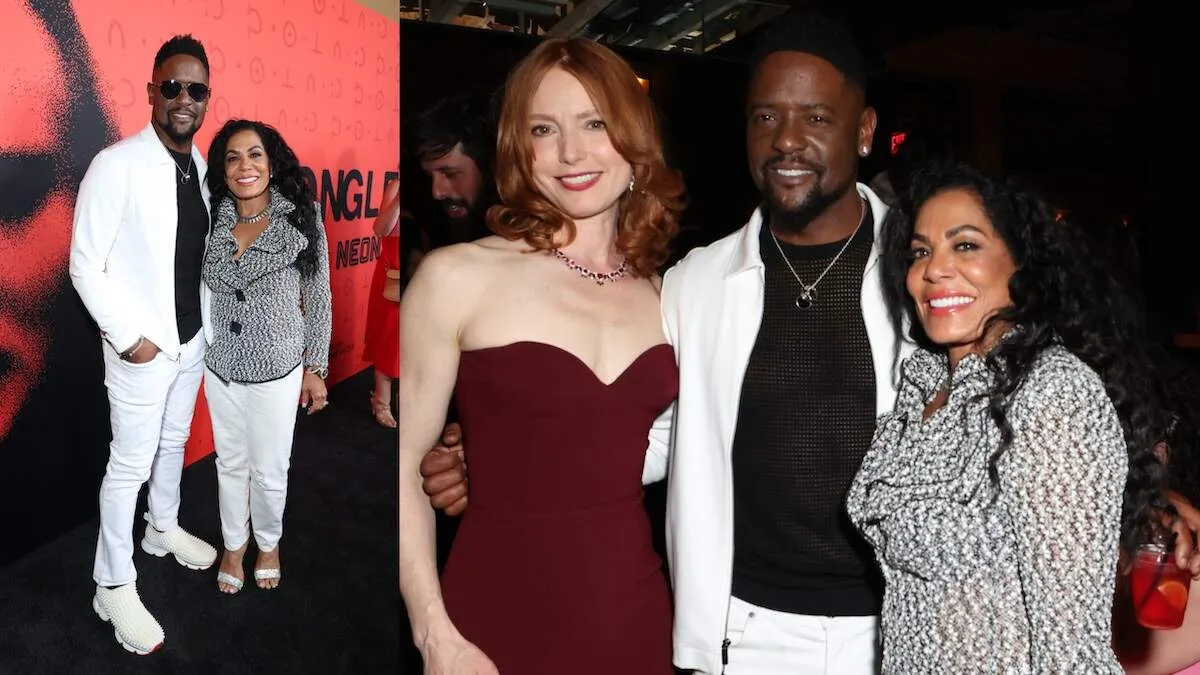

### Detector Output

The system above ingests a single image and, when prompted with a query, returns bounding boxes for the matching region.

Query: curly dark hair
[879,159,1192,564]
[206,119,320,278]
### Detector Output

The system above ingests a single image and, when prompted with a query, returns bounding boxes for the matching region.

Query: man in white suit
[70,34,218,656]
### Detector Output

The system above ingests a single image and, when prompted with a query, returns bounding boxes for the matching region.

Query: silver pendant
[180,174,190,183]
[795,287,815,309]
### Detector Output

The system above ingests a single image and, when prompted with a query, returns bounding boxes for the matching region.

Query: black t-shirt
[730,207,882,617]
[168,147,207,344]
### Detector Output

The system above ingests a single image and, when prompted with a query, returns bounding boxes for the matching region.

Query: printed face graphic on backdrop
[0,0,115,441]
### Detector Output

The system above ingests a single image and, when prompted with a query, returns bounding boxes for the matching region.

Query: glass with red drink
[1130,544,1191,630]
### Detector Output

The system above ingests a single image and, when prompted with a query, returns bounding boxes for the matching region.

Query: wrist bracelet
[306,365,328,379]
[121,337,145,360]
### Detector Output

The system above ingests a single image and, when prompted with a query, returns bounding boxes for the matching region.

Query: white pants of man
[94,333,206,587]
[204,365,302,552]
[723,596,880,675]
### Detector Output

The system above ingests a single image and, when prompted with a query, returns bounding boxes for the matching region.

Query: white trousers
[723,597,880,675]
[204,365,302,552]
[94,333,206,587]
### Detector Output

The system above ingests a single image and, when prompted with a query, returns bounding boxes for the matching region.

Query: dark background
[399,2,1195,669]
[401,4,1193,341]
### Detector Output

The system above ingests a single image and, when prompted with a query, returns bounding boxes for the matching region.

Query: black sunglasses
[153,80,210,102]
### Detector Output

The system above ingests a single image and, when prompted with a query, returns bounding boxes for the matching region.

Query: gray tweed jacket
[202,188,332,383]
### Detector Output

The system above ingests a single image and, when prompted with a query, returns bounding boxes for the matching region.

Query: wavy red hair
[487,38,686,277]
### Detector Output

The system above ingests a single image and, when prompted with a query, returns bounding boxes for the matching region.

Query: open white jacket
[643,184,914,674]
[69,123,211,359]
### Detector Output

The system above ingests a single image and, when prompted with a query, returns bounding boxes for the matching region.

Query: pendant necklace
[171,152,193,184]
[768,199,865,310]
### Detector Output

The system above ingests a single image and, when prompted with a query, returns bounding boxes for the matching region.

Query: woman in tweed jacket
[847,160,1197,673]
[202,119,332,594]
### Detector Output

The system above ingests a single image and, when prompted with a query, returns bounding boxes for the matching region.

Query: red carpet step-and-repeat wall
[0,0,398,565]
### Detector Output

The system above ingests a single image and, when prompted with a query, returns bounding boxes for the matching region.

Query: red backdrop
[0,0,398,464]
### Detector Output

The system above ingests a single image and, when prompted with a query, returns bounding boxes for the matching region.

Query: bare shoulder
[405,237,525,299]
[407,242,476,279]
[463,235,547,273]
[471,234,538,255]
[402,243,476,303]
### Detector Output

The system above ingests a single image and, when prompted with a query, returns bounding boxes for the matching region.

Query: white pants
[94,333,206,587]
[204,365,302,552]
[723,597,880,675]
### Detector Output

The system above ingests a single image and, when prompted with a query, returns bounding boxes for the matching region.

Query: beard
[764,171,855,236]
[435,198,489,244]
[439,197,473,221]
[155,114,199,146]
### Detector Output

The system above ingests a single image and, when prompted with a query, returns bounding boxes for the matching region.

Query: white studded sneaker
[93,583,165,655]
[141,520,217,570]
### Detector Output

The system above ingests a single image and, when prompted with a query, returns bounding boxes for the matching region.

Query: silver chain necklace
[171,152,194,184]
[768,200,866,309]
[237,207,269,224]
[551,249,629,286]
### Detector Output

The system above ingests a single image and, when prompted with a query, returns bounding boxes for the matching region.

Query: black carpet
[0,369,399,675]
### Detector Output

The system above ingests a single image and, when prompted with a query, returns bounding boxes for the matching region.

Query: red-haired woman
[399,38,685,674]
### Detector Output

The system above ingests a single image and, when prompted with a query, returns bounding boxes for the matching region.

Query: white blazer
[645,184,915,674]
[69,122,210,360]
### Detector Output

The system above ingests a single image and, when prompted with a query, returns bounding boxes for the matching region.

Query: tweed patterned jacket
[202,188,332,384]
[847,344,1127,674]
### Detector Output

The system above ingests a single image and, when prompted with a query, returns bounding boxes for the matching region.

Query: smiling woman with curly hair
[847,159,1199,673]
[202,118,332,596]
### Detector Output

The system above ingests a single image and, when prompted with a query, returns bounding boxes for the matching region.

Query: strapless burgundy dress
[441,341,677,675]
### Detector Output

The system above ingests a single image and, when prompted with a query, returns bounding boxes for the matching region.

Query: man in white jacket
[420,11,910,674]
[69,34,219,656]
[647,14,909,673]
